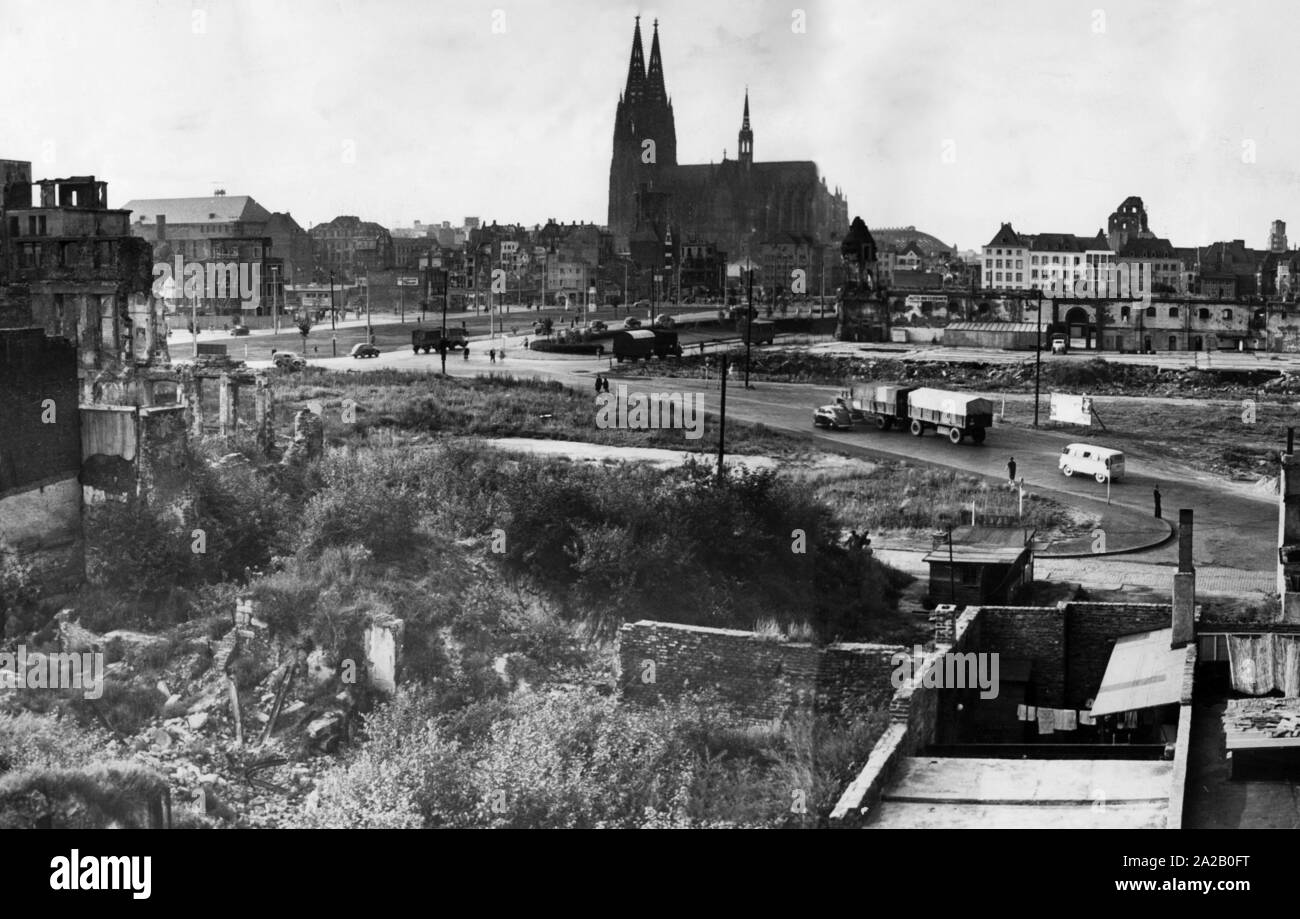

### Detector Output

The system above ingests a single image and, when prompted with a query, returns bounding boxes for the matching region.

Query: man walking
[489,348,496,364]
[594,375,603,395]
[1153,484,1162,519]
[1007,456,1017,484]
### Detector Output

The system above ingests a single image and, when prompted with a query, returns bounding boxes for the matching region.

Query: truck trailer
[613,329,657,362]
[412,324,468,353]
[836,383,917,430]
[905,388,993,444]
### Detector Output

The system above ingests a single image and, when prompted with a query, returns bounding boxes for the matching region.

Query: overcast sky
[1,0,1295,250]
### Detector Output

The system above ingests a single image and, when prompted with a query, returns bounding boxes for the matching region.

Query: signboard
[1049,393,1093,426]
[397,276,419,287]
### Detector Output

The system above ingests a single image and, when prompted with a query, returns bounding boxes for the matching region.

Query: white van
[1059,443,1125,483]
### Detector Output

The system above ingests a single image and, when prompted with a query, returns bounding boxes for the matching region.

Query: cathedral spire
[646,18,667,104]
[738,88,753,166]
[624,16,646,104]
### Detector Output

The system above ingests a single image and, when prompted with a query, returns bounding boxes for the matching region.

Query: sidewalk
[873,547,1272,599]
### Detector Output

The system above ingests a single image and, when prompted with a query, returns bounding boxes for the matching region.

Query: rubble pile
[9,600,385,828]
[1224,698,1300,738]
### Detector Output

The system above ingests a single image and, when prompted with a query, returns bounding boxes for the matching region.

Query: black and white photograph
[0,0,1289,897]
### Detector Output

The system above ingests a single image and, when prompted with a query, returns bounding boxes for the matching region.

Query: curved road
[236,335,1277,572]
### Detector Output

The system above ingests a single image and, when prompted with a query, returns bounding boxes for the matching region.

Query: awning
[1090,628,1186,717]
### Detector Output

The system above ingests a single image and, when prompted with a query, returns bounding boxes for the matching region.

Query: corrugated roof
[946,322,1039,333]
[123,195,271,226]
[1089,628,1185,717]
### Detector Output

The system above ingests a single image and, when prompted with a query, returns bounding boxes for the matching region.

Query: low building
[924,525,1034,606]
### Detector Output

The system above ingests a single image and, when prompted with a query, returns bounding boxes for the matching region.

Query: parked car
[350,342,381,359]
[813,403,852,431]
[1051,334,1067,354]
[1059,443,1125,483]
[230,325,250,337]
[622,316,643,330]
[273,351,306,371]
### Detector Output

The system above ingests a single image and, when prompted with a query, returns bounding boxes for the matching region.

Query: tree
[296,315,313,355]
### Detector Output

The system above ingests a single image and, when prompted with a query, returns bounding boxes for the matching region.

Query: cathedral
[607,17,849,261]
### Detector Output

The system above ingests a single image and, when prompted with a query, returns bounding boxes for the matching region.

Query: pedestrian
[603,376,611,394]
[1153,484,1162,519]
[1007,456,1017,483]
[489,348,496,363]
[463,346,470,361]
[595,375,603,395]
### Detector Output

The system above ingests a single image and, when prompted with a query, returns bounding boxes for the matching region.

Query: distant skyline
[2,0,1298,251]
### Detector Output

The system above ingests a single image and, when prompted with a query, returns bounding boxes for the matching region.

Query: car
[272,351,306,371]
[350,342,381,359]
[1060,443,1125,484]
[622,316,643,330]
[651,314,676,330]
[813,403,852,431]
[586,320,608,333]
[230,326,250,336]
[1050,334,1067,354]
[631,299,651,312]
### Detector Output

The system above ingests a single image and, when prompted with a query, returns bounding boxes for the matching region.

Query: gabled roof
[986,223,1023,248]
[123,195,271,226]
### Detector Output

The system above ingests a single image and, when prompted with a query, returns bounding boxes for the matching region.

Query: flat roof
[866,757,1171,829]
[923,526,1032,565]
[1065,443,1124,457]
[1090,628,1185,717]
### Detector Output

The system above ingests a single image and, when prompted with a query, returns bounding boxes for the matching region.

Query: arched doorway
[1065,306,1093,349]
[1168,335,1178,352]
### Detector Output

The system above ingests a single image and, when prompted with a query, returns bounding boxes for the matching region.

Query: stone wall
[617,620,902,722]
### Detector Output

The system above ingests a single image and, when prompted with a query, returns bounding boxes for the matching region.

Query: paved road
[218,333,1278,572]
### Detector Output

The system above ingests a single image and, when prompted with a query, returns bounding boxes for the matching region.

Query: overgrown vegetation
[4,374,919,828]
[294,685,886,829]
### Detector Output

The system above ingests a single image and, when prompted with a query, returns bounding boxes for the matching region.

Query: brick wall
[617,620,902,722]
[974,605,1066,706]
[1065,602,1172,709]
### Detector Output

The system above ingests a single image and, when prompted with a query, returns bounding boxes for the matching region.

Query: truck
[412,324,468,353]
[905,388,993,444]
[835,383,917,430]
[739,318,776,345]
[613,329,657,362]
[650,328,684,359]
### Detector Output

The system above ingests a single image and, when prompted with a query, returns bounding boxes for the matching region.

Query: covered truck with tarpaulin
[905,388,993,444]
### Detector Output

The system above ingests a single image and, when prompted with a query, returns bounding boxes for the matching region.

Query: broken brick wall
[0,329,84,593]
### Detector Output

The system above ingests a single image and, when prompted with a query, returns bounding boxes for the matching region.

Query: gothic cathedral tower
[608,17,677,241]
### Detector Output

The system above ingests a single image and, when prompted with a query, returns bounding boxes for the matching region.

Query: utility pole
[365,269,372,343]
[717,353,728,479]
[329,271,336,330]
[441,267,449,376]
[271,264,280,334]
[1033,287,1043,427]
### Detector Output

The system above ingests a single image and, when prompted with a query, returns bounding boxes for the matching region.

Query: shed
[924,525,1034,606]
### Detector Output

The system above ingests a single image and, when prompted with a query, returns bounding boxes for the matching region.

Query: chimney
[1171,509,1195,647]
[156,215,166,241]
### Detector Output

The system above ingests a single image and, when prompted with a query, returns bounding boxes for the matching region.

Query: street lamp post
[270,264,280,334]
[744,258,754,389]
[329,271,336,331]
